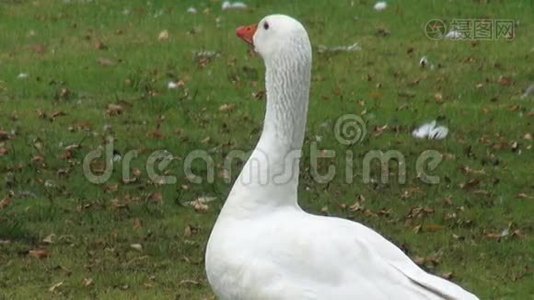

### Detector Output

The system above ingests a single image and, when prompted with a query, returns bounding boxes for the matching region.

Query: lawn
[0,0,533,299]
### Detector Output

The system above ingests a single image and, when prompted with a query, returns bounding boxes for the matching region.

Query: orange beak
[236,24,257,46]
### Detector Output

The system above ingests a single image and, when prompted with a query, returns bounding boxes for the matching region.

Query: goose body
[205,15,478,300]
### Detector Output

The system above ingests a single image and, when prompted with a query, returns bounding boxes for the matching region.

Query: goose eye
[263,22,269,30]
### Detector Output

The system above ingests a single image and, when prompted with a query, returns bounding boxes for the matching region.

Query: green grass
[0,0,533,298]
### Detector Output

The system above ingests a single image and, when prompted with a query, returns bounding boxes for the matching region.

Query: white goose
[205,15,479,300]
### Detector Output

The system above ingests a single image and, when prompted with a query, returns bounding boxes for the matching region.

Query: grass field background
[0,0,533,299]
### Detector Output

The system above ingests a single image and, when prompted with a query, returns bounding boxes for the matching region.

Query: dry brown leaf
[51,111,67,119]
[130,243,143,251]
[219,104,236,113]
[179,279,200,286]
[373,124,388,137]
[111,198,128,210]
[460,165,486,175]
[0,197,12,210]
[148,192,163,204]
[98,57,116,67]
[158,30,169,41]
[0,147,8,156]
[516,193,531,199]
[441,272,454,280]
[57,88,71,100]
[434,92,443,103]
[497,76,513,86]
[106,104,123,116]
[29,249,50,259]
[49,281,63,292]
[460,178,480,190]
[94,40,108,50]
[104,184,119,193]
[148,130,164,140]
[42,233,55,244]
[184,224,199,238]
[0,130,9,141]
[253,90,265,100]
[132,168,142,177]
[133,218,143,230]
[422,224,444,232]
[407,207,435,219]
[31,43,47,54]
[82,278,94,287]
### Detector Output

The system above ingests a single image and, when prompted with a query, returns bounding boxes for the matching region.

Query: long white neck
[223,47,312,215]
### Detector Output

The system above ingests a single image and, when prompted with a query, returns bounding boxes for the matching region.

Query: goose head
[236,14,311,62]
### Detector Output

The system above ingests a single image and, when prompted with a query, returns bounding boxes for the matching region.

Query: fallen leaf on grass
[406,207,435,219]
[372,124,388,137]
[0,196,12,210]
[440,272,454,280]
[184,224,200,238]
[158,30,169,41]
[179,279,201,286]
[56,88,71,100]
[30,43,47,54]
[51,111,67,119]
[0,147,9,156]
[219,104,236,113]
[184,196,216,213]
[106,104,123,116]
[82,278,94,287]
[94,40,107,50]
[434,92,443,103]
[111,198,128,210]
[459,178,480,190]
[516,193,532,199]
[49,281,63,292]
[147,192,163,204]
[130,243,143,251]
[497,76,513,86]
[422,224,444,232]
[29,249,50,259]
[42,233,56,244]
[133,218,143,230]
[0,130,10,141]
[97,57,116,67]
[104,183,119,193]
[460,165,486,175]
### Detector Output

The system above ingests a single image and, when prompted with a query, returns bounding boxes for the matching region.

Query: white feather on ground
[373,1,387,11]
[412,121,449,140]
